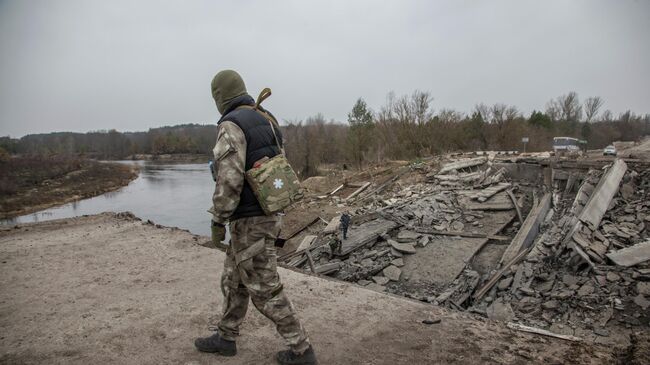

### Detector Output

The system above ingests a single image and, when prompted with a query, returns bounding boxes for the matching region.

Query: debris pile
[283,154,529,293]
[283,153,650,340]
[471,161,648,339]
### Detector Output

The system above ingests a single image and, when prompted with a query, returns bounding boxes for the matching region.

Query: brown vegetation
[0,156,137,219]
[283,91,649,177]
[2,91,648,179]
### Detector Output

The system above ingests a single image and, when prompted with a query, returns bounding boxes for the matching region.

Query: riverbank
[125,153,210,163]
[1,212,643,364]
[0,156,138,219]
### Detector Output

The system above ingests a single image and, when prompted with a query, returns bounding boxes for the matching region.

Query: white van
[552,137,581,152]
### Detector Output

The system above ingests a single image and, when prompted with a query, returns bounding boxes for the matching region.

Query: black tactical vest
[218,94,283,220]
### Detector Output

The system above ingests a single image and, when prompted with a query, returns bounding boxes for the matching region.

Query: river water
[1,161,218,236]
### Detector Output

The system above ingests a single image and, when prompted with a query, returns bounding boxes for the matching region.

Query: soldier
[195,70,317,365]
[327,236,341,258]
[339,212,351,240]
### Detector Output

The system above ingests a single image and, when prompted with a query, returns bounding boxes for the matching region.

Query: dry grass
[0,155,137,218]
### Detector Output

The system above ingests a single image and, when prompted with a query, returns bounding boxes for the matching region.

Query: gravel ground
[0,213,631,364]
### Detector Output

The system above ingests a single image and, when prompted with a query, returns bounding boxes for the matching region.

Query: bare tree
[584,96,603,122]
[485,104,519,149]
[505,105,520,120]
[375,91,394,128]
[557,92,582,122]
[473,103,490,121]
[490,103,507,125]
[545,99,561,122]
[437,108,464,123]
[396,95,412,124]
[411,90,433,125]
[601,110,613,122]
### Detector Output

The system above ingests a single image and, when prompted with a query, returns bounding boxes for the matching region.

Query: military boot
[194,332,237,356]
[276,345,317,365]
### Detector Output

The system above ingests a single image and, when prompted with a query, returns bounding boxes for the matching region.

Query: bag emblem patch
[273,178,284,189]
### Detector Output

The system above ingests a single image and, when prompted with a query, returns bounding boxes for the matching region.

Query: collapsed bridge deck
[281,153,650,347]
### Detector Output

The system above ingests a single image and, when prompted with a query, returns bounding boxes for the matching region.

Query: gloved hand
[211,220,226,247]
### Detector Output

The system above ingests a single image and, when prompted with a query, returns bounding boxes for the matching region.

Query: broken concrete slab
[556,164,627,268]
[322,216,340,235]
[577,283,595,296]
[434,171,485,182]
[633,294,650,310]
[438,157,487,174]
[397,230,419,241]
[390,248,403,257]
[296,235,317,252]
[362,250,378,259]
[414,228,510,241]
[578,159,628,231]
[501,192,552,264]
[451,221,465,231]
[389,240,416,254]
[315,262,342,275]
[542,300,560,310]
[383,265,402,281]
[606,272,621,282]
[549,323,576,338]
[364,282,386,292]
[391,258,405,267]
[506,189,524,224]
[279,214,320,247]
[467,202,514,211]
[561,274,580,287]
[472,182,512,203]
[593,328,610,337]
[487,298,516,322]
[372,276,390,285]
[338,219,399,256]
[497,276,513,291]
[536,279,555,293]
[474,244,531,301]
[417,235,430,248]
[606,240,650,267]
[637,282,650,296]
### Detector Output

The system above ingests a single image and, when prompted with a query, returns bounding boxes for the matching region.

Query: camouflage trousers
[217,215,310,353]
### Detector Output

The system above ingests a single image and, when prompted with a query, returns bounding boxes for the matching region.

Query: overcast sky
[0,0,648,137]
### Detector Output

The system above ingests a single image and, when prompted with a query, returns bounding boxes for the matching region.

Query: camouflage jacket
[210,121,247,224]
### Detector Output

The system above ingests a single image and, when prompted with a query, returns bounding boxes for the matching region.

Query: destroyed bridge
[278,152,650,345]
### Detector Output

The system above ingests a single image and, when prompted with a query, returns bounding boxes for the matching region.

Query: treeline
[284,91,649,175]
[0,124,218,160]
[1,91,648,177]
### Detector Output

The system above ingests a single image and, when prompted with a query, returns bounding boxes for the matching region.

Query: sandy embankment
[1,160,138,219]
[0,213,638,364]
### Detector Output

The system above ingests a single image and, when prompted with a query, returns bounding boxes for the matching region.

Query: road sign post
[522,137,529,153]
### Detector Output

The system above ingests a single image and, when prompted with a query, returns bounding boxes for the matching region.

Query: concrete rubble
[284,152,650,344]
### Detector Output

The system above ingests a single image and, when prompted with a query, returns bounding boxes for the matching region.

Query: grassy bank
[0,155,138,219]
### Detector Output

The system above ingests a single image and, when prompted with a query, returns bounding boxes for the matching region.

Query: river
[1,161,218,236]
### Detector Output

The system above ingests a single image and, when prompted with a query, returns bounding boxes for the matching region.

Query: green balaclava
[211,70,248,115]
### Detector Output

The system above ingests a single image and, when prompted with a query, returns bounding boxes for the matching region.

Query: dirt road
[0,213,636,364]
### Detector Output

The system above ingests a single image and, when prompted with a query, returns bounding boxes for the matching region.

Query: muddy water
[1,161,219,236]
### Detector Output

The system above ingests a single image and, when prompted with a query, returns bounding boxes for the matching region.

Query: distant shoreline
[0,158,139,220]
[123,153,210,163]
